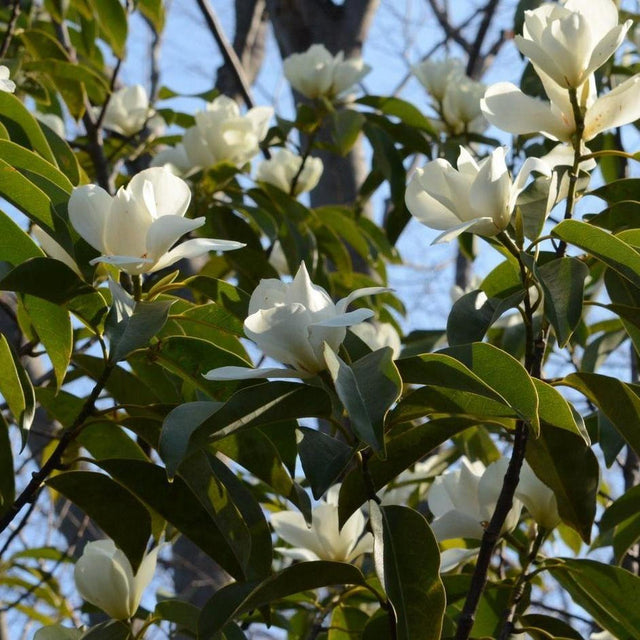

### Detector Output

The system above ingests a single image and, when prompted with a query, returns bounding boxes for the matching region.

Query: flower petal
[68,184,112,252]
[584,75,640,140]
[145,215,204,262]
[128,167,191,219]
[203,366,310,380]
[152,237,244,272]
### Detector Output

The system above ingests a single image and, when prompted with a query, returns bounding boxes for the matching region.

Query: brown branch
[194,0,256,109]
[0,0,20,58]
[466,0,501,79]
[426,0,472,53]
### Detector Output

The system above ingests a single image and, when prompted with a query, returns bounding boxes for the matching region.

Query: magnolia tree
[3,0,640,639]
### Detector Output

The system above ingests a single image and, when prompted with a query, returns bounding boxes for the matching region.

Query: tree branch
[0,0,20,58]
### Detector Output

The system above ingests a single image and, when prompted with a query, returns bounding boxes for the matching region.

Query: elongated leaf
[552,220,640,288]
[80,621,130,640]
[105,286,173,363]
[331,109,366,156]
[357,95,436,132]
[0,414,14,517]
[47,471,151,571]
[137,0,165,31]
[526,425,598,542]
[99,459,248,580]
[370,504,445,640]
[23,295,73,392]
[533,379,588,442]
[94,0,128,57]
[298,426,355,500]
[561,373,640,457]
[0,209,44,265]
[34,626,82,640]
[536,257,589,347]
[591,178,640,204]
[198,562,371,638]
[547,559,640,639]
[0,334,36,442]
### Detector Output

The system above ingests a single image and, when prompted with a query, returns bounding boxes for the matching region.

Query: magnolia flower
[591,632,617,640]
[35,112,66,138]
[283,44,370,100]
[182,96,272,170]
[515,462,560,530]
[412,58,465,102]
[256,148,323,196]
[350,321,402,359]
[74,540,158,620]
[405,146,551,244]
[481,72,640,143]
[515,0,631,90]
[100,85,160,137]
[204,262,385,379]
[0,65,15,93]
[440,547,479,573]
[271,485,373,563]
[150,143,192,176]
[441,76,487,135]
[32,226,80,275]
[68,167,244,275]
[428,457,522,541]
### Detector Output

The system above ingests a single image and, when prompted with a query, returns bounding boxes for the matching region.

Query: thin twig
[0,0,21,59]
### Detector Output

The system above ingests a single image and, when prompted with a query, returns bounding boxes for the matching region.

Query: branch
[466,0,501,79]
[194,0,256,109]
[426,0,472,53]
[0,0,20,58]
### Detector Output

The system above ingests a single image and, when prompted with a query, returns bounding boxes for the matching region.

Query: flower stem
[132,275,143,302]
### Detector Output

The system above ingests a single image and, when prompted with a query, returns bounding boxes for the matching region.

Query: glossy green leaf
[547,558,640,639]
[0,92,56,163]
[561,372,640,457]
[0,334,36,441]
[370,504,445,640]
[198,562,371,638]
[23,295,73,392]
[536,257,589,347]
[533,379,589,442]
[298,426,354,500]
[47,471,151,571]
[526,424,598,543]
[34,626,81,640]
[154,600,199,636]
[0,209,44,266]
[325,345,401,456]
[331,109,366,156]
[591,178,640,204]
[137,0,165,32]
[99,459,248,580]
[0,258,94,304]
[328,605,369,640]
[93,0,128,58]
[357,95,436,132]
[105,287,173,363]
[447,289,524,346]
[0,413,15,517]
[552,220,640,288]
[80,621,131,640]
[598,485,640,563]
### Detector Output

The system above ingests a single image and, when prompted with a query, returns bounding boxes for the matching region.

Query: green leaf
[338,417,472,525]
[0,209,44,266]
[154,600,199,636]
[598,485,640,563]
[370,504,445,640]
[105,286,173,363]
[99,459,248,580]
[0,334,36,442]
[137,0,165,32]
[47,471,151,572]
[38,118,82,186]
[324,345,401,456]
[198,562,372,638]
[34,626,81,640]
[23,295,73,392]
[552,220,640,288]
[93,0,128,58]
[547,558,640,639]
[526,425,598,543]
[532,379,589,442]
[80,621,131,640]
[0,258,94,304]
[536,257,589,347]
[329,606,369,640]
[298,426,354,500]
[331,109,366,156]
[0,92,56,163]
[357,95,436,132]
[0,414,15,517]
[447,289,525,346]
[591,178,640,204]
[561,372,640,458]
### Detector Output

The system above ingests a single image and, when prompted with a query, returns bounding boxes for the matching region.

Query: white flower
[515,462,560,530]
[256,148,323,196]
[74,540,158,620]
[481,72,640,143]
[0,65,16,93]
[515,0,631,90]
[32,225,80,275]
[590,632,617,640]
[405,146,550,244]
[150,143,192,176]
[68,167,244,275]
[283,44,370,100]
[271,485,373,563]
[441,76,487,135]
[35,112,65,138]
[428,457,522,541]
[412,58,465,102]
[182,95,272,170]
[203,262,386,379]
[350,321,402,359]
[100,85,158,137]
